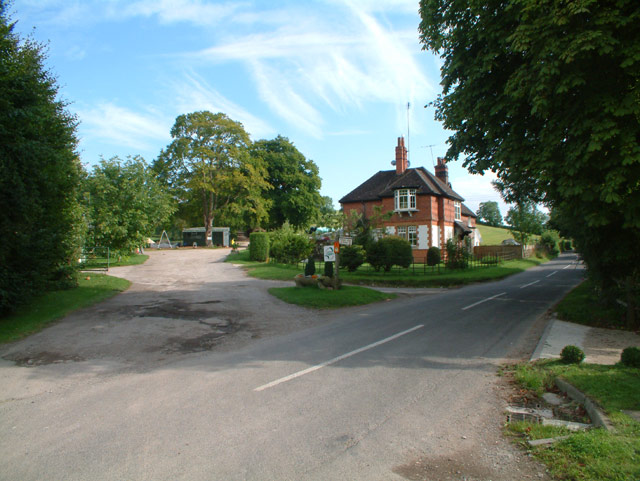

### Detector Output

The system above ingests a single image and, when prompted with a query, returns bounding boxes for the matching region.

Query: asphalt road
[0,253,584,480]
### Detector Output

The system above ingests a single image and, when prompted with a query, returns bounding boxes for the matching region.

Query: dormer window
[454,201,462,221]
[395,189,416,211]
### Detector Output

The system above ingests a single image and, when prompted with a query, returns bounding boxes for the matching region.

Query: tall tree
[83,156,175,255]
[315,196,343,231]
[154,111,269,244]
[250,136,322,229]
[505,202,547,246]
[0,1,83,314]
[476,201,503,227]
[419,0,640,303]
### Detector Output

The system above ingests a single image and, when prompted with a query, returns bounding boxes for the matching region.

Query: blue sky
[11,0,509,215]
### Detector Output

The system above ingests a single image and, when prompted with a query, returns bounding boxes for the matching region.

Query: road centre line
[520,280,540,289]
[254,325,424,392]
[563,265,571,269]
[546,271,558,278]
[461,292,506,311]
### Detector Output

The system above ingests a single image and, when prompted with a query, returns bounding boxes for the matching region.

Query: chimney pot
[435,156,449,185]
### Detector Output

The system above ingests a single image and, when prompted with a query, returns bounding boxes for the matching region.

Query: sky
[10,0,510,216]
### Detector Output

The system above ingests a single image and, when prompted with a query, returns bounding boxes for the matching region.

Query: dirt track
[1,248,322,370]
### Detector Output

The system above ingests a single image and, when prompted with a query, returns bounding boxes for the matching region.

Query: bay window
[395,188,416,211]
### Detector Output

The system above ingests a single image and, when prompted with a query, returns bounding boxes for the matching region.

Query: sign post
[333,241,340,289]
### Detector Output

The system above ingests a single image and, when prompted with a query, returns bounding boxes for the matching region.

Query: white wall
[418,225,429,249]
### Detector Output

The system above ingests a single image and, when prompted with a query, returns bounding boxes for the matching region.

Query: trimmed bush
[427,246,441,266]
[366,236,413,272]
[560,345,585,364]
[304,257,316,276]
[269,232,313,264]
[249,232,269,261]
[620,347,640,368]
[340,245,366,272]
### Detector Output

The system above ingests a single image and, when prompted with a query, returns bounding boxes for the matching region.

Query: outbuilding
[182,227,230,247]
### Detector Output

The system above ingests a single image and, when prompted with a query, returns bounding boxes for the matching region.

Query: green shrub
[539,231,558,255]
[269,230,313,264]
[445,239,470,269]
[366,236,412,272]
[560,345,585,364]
[324,261,334,278]
[427,246,441,266]
[249,232,269,261]
[340,245,366,272]
[304,257,316,276]
[620,347,640,368]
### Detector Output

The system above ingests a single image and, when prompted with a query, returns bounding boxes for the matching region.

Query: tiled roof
[339,167,464,204]
[461,203,477,218]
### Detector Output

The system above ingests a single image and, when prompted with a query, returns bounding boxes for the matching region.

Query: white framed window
[395,189,416,211]
[408,226,417,247]
[396,225,418,247]
[454,201,461,221]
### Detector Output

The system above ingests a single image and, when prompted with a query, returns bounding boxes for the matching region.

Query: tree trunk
[203,191,214,247]
[626,275,637,330]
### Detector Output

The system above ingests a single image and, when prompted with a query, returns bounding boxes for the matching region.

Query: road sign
[323,246,336,262]
[339,237,352,246]
[333,241,340,253]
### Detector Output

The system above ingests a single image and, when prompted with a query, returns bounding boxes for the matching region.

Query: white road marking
[520,280,540,289]
[254,324,425,392]
[461,292,506,311]
[546,271,558,278]
[563,265,571,269]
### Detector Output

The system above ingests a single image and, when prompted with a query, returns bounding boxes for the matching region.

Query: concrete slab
[531,319,589,361]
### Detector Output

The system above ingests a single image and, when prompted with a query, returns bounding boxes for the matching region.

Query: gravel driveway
[1,248,321,372]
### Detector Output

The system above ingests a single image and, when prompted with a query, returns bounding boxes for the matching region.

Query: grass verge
[226,249,550,287]
[554,278,627,330]
[81,253,149,270]
[505,360,640,481]
[0,274,130,343]
[268,285,396,309]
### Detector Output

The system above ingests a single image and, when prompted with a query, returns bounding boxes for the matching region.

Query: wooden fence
[473,245,534,260]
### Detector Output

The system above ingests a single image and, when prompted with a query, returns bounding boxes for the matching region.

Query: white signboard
[339,237,352,246]
[323,246,336,262]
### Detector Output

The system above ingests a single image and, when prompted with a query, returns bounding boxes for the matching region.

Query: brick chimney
[395,137,408,175]
[435,156,449,186]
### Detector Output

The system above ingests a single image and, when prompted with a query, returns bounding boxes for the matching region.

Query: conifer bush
[249,232,269,261]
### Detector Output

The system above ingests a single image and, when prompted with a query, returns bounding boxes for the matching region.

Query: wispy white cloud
[77,103,170,153]
[14,0,244,27]
[190,2,435,137]
[250,61,324,138]
[119,0,244,26]
[171,73,275,140]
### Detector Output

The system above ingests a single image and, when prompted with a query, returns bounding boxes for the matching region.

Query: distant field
[476,224,515,245]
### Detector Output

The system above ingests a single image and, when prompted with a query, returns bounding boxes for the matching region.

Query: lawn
[269,285,396,309]
[226,249,550,287]
[505,360,640,481]
[477,224,516,245]
[0,274,130,343]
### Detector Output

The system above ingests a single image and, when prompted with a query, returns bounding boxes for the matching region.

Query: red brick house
[339,137,480,260]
